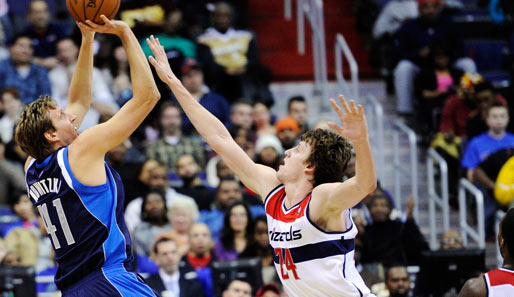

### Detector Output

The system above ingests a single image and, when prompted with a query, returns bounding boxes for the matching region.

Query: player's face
[223,280,252,297]
[217,181,242,207]
[169,207,191,234]
[189,224,213,255]
[48,107,79,147]
[289,101,307,124]
[229,205,248,233]
[155,241,180,274]
[277,141,312,183]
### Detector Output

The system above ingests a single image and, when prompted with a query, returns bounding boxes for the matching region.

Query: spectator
[1,251,21,266]
[0,88,22,143]
[230,100,254,131]
[440,229,464,250]
[275,116,300,150]
[162,196,200,256]
[214,201,254,261]
[394,0,476,114]
[179,59,231,135]
[145,101,207,172]
[0,34,51,104]
[197,2,273,104]
[181,223,216,297]
[0,140,25,205]
[222,279,252,297]
[124,162,195,232]
[465,82,506,140]
[287,96,309,134]
[199,177,265,241]
[206,156,237,188]
[3,191,37,236]
[98,40,132,106]
[253,102,275,137]
[146,237,205,297]
[359,194,429,266]
[123,159,160,206]
[385,265,412,297]
[50,37,117,131]
[21,0,69,69]
[254,135,283,171]
[176,154,215,210]
[132,190,172,257]
[373,0,418,41]
[343,149,357,180]
[256,284,281,297]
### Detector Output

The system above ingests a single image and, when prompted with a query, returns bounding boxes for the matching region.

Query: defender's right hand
[146,35,176,85]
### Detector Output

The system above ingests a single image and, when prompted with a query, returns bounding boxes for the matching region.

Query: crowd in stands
[0,0,511,296]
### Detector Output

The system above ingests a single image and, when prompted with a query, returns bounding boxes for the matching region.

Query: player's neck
[283,181,312,208]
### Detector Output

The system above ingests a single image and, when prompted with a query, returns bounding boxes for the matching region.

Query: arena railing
[427,148,450,250]
[393,120,419,220]
[335,33,359,101]
[363,94,385,182]
[458,178,485,249]
[495,209,505,268]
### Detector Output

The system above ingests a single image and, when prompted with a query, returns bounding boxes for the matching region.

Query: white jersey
[484,268,514,297]
[264,185,374,297]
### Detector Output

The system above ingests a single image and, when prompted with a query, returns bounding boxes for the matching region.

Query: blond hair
[15,95,57,160]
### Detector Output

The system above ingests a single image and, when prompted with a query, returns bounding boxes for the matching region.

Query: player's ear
[44,129,58,143]
[304,164,315,181]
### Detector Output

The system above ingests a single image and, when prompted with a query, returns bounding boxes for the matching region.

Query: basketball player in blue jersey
[147,38,378,296]
[15,16,161,296]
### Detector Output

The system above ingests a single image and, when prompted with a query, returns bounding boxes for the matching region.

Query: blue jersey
[26,147,134,290]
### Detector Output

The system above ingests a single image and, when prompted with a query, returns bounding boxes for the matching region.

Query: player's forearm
[119,28,159,103]
[68,36,94,109]
[167,78,232,148]
[353,138,377,195]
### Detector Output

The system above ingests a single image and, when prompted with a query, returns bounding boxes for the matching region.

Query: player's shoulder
[458,276,486,297]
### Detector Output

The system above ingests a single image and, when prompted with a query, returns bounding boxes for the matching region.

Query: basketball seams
[82,0,87,23]
[106,0,120,20]
[67,0,83,23]
[92,0,106,24]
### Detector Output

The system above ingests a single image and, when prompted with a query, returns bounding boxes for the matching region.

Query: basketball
[66,0,120,24]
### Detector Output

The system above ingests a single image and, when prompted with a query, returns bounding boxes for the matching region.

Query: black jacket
[145,269,205,297]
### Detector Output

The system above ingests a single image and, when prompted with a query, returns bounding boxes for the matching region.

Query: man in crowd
[176,154,215,210]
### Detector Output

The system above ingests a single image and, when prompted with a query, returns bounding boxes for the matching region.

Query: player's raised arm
[68,16,160,184]
[64,22,95,128]
[146,37,278,198]
[313,95,377,212]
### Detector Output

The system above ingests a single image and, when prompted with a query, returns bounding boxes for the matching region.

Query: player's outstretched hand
[76,21,95,40]
[328,95,368,141]
[81,15,129,36]
[146,35,176,85]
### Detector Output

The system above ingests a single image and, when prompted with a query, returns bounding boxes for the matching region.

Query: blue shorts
[61,265,160,297]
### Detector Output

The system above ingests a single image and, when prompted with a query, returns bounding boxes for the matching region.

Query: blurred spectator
[414,45,463,140]
[254,135,283,171]
[0,34,51,104]
[176,154,215,210]
[465,82,506,140]
[0,87,22,143]
[179,58,231,135]
[146,237,205,297]
[394,0,476,114]
[124,162,195,232]
[287,96,309,134]
[118,0,175,36]
[239,216,278,285]
[21,0,69,69]
[181,223,216,297]
[256,284,281,297]
[343,149,357,180]
[222,279,252,297]
[132,190,172,257]
[385,265,412,297]
[230,100,253,131]
[206,156,237,188]
[97,40,133,107]
[0,238,7,264]
[162,196,200,256]
[140,10,196,59]
[197,2,273,104]
[313,119,332,131]
[3,191,37,236]
[200,177,265,241]
[50,37,117,131]
[440,229,464,250]
[123,159,160,205]
[253,102,275,137]
[359,194,429,266]
[215,202,254,261]
[1,250,20,266]
[275,116,300,150]
[373,0,418,41]
[5,213,53,272]
[145,101,207,172]
[0,140,25,205]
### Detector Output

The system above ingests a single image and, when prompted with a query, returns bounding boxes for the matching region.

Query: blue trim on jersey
[264,184,284,205]
[61,147,128,266]
[483,274,489,297]
[102,266,158,297]
[352,283,363,297]
[36,154,53,168]
[282,192,311,213]
[342,254,346,278]
[273,238,355,264]
[305,198,355,235]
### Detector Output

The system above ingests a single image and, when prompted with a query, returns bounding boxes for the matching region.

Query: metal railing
[364,94,385,182]
[427,148,450,250]
[284,0,292,20]
[393,120,418,220]
[496,210,505,268]
[458,178,485,249]
[296,0,329,110]
[335,33,359,100]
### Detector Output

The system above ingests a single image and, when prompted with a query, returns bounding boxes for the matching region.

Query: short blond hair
[15,95,57,160]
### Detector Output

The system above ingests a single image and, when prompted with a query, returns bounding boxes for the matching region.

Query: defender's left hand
[328,95,368,142]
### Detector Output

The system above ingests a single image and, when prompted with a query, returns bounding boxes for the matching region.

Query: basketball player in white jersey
[147,37,377,297]
[458,208,514,297]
